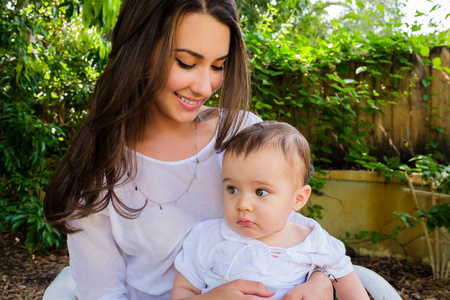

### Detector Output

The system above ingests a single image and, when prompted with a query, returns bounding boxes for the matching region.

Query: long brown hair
[44,0,251,234]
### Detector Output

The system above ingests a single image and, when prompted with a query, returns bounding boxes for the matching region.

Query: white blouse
[67,112,262,300]
[175,213,353,298]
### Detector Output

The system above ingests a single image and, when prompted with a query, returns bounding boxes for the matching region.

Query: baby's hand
[281,272,333,300]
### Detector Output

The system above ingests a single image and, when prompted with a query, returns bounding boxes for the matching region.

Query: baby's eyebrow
[252,181,275,188]
[175,48,228,61]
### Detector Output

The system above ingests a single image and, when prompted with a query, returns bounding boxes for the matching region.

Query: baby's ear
[293,185,311,211]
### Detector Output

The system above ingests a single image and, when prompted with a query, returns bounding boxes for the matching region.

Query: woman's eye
[256,189,269,197]
[176,58,194,69]
[212,64,225,71]
[227,186,238,194]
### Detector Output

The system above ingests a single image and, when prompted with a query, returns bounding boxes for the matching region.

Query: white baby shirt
[175,212,354,298]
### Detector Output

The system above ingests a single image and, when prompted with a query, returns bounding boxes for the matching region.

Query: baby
[171,121,368,299]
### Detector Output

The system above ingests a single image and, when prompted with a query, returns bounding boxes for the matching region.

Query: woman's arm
[171,278,276,300]
[68,212,128,299]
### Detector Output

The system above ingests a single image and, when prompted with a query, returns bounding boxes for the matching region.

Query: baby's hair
[225,121,314,185]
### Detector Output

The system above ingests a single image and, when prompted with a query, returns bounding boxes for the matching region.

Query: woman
[44,0,333,299]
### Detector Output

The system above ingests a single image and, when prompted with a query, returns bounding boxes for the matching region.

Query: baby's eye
[227,186,239,194]
[255,189,269,197]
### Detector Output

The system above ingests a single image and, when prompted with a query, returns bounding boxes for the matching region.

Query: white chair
[353,265,402,300]
[43,265,402,300]
[42,266,75,300]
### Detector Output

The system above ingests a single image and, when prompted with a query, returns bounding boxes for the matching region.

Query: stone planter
[305,170,442,262]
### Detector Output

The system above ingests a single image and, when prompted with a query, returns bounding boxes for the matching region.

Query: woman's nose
[191,68,213,98]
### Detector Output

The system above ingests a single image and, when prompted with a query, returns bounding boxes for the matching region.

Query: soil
[1,232,449,299]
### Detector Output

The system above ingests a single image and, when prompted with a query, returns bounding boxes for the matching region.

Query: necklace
[133,118,199,210]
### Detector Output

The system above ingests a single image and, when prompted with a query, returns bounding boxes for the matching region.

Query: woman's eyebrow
[175,48,228,61]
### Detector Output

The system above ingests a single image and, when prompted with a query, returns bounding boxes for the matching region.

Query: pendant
[159,204,163,210]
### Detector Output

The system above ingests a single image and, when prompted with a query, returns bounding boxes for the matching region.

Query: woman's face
[154,13,230,125]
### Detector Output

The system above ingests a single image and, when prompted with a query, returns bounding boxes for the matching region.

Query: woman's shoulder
[236,111,262,132]
[204,107,261,124]
[231,110,263,131]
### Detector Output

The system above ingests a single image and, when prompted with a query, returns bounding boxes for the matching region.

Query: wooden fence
[280,46,450,164]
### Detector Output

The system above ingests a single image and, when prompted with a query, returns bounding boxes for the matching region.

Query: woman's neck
[136,106,218,161]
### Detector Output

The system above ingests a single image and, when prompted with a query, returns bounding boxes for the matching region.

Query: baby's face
[222,148,302,241]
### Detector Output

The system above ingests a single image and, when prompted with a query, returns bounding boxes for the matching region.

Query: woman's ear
[293,185,312,211]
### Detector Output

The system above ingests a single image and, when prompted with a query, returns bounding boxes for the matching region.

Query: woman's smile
[175,92,203,110]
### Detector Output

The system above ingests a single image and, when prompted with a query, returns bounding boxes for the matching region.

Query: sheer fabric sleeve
[67,209,128,300]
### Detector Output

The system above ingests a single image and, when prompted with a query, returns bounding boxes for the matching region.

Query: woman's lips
[178,94,198,105]
[175,92,203,110]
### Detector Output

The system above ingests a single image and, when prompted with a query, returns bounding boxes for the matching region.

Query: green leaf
[360,13,371,25]
[326,73,346,85]
[391,91,400,98]
[343,79,356,84]
[420,46,430,57]
[355,66,367,74]
[15,62,23,84]
[347,12,360,20]
[411,24,422,32]
[422,79,432,87]
[432,57,442,67]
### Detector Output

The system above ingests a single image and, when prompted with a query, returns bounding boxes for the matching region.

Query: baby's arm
[333,271,369,300]
[282,270,334,300]
[171,272,201,300]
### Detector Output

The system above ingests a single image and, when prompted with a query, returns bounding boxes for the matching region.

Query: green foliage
[423,204,450,233]
[1,0,108,253]
[408,155,450,233]
[237,0,338,42]
[303,204,324,220]
[243,0,449,185]
[396,204,450,235]
[410,155,450,194]
[1,0,449,253]
[376,155,450,247]
[342,225,401,245]
[81,0,121,33]
[333,0,404,35]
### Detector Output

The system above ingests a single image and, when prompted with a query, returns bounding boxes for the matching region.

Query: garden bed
[0,232,448,299]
